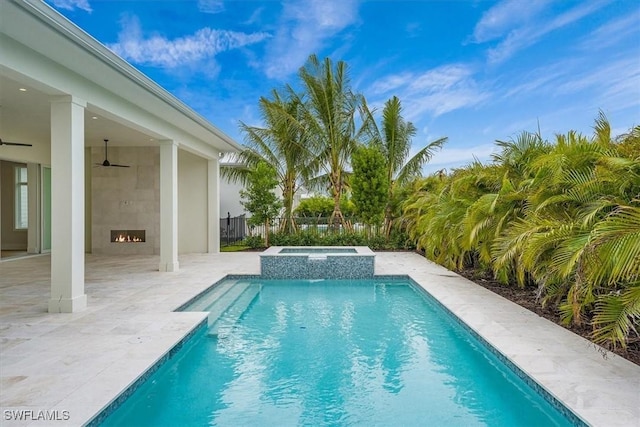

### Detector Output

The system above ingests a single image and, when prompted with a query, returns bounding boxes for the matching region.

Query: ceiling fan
[96,139,129,168]
[0,138,32,147]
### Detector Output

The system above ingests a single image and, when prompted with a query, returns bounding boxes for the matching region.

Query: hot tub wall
[260,249,375,279]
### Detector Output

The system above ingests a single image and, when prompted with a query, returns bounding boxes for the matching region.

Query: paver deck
[1,252,638,426]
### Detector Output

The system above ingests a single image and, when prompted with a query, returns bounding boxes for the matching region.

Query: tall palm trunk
[280,173,297,233]
[328,171,349,230]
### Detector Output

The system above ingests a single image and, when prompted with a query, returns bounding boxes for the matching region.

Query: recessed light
[92,116,98,120]
[19,88,27,92]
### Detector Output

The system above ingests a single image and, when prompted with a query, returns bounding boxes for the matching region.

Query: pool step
[208,282,261,338]
[185,280,239,312]
[205,281,258,326]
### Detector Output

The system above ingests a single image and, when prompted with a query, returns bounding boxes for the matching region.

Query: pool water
[100,279,574,426]
[278,248,358,254]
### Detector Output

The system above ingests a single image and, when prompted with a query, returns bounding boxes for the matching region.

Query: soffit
[0,0,241,154]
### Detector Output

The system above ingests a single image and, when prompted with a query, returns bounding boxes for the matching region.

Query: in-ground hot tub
[260,246,375,279]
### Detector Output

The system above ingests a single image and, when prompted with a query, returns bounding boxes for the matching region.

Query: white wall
[220,175,247,218]
[0,142,51,166]
[178,149,208,254]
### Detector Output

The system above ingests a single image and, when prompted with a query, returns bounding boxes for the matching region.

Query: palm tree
[223,89,309,233]
[491,115,640,347]
[293,54,368,229]
[401,112,640,349]
[362,96,446,236]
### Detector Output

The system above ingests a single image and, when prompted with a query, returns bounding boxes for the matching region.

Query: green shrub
[242,235,265,249]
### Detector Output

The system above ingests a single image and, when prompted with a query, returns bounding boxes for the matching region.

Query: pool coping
[259,245,375,256]
[83,318,208,426]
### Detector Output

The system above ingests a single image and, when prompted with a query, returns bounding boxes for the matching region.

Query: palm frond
[395,137,447,186]
[592,284,640,349]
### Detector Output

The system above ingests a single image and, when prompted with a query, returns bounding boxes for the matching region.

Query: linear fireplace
[111,230,146,243]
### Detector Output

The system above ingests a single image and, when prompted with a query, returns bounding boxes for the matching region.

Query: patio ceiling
[1,73,161,152]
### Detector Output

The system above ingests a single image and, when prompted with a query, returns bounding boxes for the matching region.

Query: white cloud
[406,22,421,38]
[370,73,413,95]
[108,15,270,68]
[409,65,474,92]
[478,0,610,64]
[556,57,638,94]
[244,7,266,25]
[423,143,498,173]
[198,0,224,14]
[501,61,573,98]
[578,13,640,51]
[263,0,360,79]
[471,0,550,43]
[50,0,91,12]
[369,64,490,119]
[556,57,640,112]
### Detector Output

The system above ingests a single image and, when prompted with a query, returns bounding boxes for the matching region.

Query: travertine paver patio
[1,252,638,426]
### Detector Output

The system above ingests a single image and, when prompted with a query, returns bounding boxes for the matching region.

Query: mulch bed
[455,267,640,367]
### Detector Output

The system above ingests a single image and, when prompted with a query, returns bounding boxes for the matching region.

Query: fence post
[226,212,230,246]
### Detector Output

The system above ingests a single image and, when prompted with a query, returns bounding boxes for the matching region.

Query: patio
[1,252,638,426]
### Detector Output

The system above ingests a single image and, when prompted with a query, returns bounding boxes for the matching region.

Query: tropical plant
[361,96,446,236]
[401,113,640,349]
[294,195,355,219]
[240,161,282,247]
[294,196,335,218]
[224,89,308,233]
[292,54,369,229]
[351,145,389,227]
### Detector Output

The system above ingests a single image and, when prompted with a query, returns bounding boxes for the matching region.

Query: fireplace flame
[113,234,143,243]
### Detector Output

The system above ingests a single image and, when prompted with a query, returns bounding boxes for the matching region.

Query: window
[15,166,28,229]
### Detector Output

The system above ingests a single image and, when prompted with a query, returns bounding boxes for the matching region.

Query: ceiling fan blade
[96,139,130,167]
[0,138,32,147]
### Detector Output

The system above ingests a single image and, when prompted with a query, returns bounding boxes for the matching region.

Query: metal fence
[220,215,384,246]
[220,214,247,246]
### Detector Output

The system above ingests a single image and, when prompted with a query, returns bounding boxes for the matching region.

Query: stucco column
[49,95,87,313]
[208,156,220,253]
[159,140,179,272]
[27,163,40,254]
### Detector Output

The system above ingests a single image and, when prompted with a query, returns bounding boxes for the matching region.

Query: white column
[49,96,87,313]
[159,140,179,272]
[208,157,220,253]
[27,163,40,254]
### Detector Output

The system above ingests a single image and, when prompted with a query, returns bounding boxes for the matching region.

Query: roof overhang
[0,0,242,160]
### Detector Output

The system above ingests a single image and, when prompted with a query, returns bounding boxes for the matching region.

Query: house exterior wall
[220,175,247,218]
[178,150,208,253]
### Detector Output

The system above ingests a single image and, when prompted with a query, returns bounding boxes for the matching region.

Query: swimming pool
[98,277,577,426]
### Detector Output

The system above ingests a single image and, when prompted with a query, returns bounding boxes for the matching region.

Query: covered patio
[1,0,241,313]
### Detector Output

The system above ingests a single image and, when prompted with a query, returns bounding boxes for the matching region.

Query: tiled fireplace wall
[91,146,160,255]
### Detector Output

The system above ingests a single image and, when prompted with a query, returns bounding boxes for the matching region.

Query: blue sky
[47,0,639,173]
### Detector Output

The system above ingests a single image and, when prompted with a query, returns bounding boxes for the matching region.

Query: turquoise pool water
[278,248,358,254]
[100,278,574,426]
